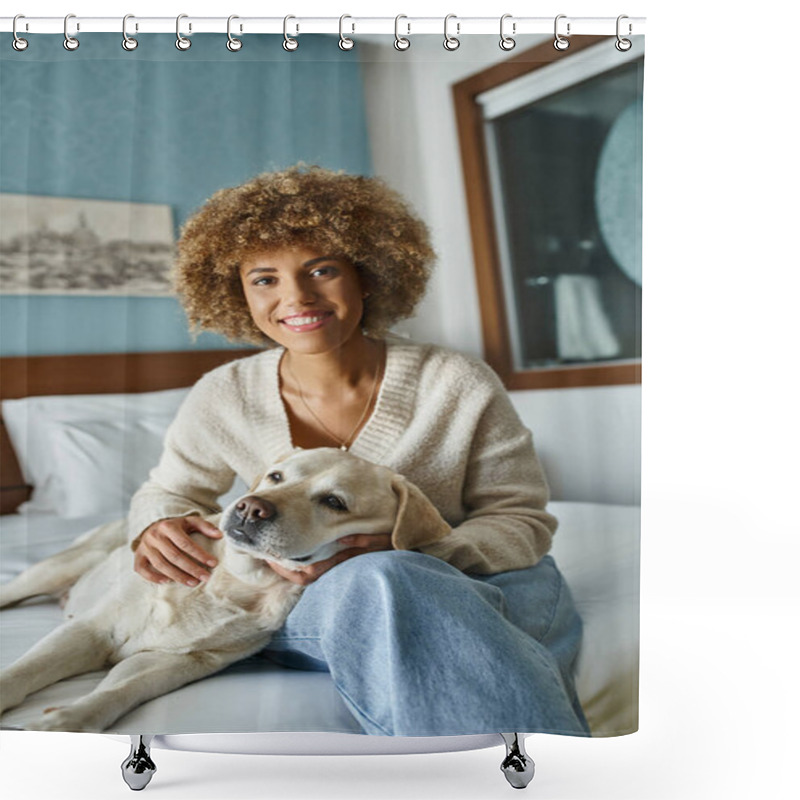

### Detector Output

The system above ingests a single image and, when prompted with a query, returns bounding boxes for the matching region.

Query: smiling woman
[173,166,433,348]
[238,247,384,453]
[239,250,367,354]
[120,163,590,738]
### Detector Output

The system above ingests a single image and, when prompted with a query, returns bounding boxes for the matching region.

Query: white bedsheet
[0,501,639,737]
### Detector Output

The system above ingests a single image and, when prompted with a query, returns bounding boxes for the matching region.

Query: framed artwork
[0,193,174,296]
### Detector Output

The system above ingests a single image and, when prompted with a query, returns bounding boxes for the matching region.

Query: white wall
[360,37,641,505]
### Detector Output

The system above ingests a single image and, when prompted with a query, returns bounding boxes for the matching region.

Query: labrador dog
[0,448,450,732]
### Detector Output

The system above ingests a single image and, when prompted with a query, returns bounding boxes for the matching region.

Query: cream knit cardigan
[128,338,558,574]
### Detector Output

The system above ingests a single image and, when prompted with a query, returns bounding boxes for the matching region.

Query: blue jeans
[264,551,590,737]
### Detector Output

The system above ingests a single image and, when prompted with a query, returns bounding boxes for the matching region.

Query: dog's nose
[236,496,277,523]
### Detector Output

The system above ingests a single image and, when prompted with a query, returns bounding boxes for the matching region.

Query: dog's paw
[25,707,68,731]
[26,706,97,733]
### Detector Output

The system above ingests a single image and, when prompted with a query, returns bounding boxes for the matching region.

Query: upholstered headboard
[0,349,254,515]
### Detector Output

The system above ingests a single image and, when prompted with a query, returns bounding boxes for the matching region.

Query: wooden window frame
[452,36,642,391]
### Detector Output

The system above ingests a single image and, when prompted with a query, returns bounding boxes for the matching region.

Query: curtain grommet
[339,14,355,51]
[444,14,460,51]
[63,14,80,51]
[554,14,570,51]
[615,15,633,51]
[12,15,29,51]
[175,14,191,50]
[122,14,138,51]
[227,15,243,52]
[394,15,411,51]
[499,14,516,51]
[283,15,299,51]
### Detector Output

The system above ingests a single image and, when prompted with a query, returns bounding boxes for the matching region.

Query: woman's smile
[279,310,334,332]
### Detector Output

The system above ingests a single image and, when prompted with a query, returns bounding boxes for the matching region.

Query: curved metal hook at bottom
[500,733,535,790]
[121,735,157,791]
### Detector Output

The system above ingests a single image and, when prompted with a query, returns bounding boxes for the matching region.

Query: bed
[0,349,639,787]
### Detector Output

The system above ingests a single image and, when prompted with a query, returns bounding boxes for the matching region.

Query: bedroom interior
[0,15,642,791]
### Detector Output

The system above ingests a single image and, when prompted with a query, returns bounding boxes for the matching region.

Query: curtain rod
[1,16,646,37]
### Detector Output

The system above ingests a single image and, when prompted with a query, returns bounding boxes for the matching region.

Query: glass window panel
[485,58,643,370]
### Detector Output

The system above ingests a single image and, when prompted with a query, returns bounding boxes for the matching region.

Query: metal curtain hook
[122,14,138,51]
[616,14,633,51]
[394,15,410,51]
[499,14,516,51]
[227,15,243,51]
[339,14,355,50]
[12,14,29,51]
[444,14,460,51]
[283,15,299,51]
[176,14,191,50]
[554,14,570,50]
[63,13,79,51]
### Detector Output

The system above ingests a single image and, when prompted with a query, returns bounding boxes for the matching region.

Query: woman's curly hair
[173,165,436,346]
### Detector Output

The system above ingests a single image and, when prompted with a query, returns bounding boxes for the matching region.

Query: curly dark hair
[173,165,436,346]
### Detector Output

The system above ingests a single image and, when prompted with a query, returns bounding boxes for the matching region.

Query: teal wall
[0,34,372,356]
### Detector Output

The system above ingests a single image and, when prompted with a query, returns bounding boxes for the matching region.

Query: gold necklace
[284,345,383,451]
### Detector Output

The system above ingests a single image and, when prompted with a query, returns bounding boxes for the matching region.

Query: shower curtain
[0,26,643,740]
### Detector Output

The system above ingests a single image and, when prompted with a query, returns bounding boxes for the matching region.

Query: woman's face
[239,247,366,354]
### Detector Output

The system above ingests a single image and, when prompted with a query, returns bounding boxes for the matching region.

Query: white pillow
[50,416,250,519]
[2,388,189,515]
[50,416,176,518]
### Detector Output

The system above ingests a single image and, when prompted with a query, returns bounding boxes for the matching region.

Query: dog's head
[219,448,451,571]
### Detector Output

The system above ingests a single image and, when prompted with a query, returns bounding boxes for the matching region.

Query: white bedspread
[0,501,639,737]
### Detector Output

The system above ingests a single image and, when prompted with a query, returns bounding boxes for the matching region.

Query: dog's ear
[390,476,452,551]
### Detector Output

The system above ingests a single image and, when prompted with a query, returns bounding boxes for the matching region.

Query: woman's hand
[133,515,223,586]
[267,533,393,586]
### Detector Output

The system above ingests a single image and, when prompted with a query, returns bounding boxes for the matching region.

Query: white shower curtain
[0,21,642,743]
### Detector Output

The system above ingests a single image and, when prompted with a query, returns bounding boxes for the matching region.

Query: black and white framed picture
[0,194,174,296]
